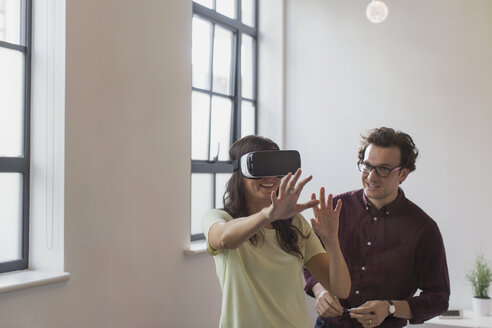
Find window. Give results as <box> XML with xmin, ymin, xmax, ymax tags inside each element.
<box><xmin>191</xmin><ymin>0</ymin><xmax>258</xmax><ymax>241</ymax></box>
<box><xmin>0</xmin><ymin>0</ymin><xmax>31</xmax><ymax>274</ymax></box>
<box><xmin>0</xmin><ymin>0</ymin><xmax>66</xmax><ymax>286</ymax></box>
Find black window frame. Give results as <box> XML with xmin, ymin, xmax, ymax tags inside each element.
<box><xmin>0</xmin><ymin>0</ymin><xmax>32</xmax><ymax>274</ymax></box>
<box><xmin>191</xmin><ymin>0</ymin><xmax>258</xmax><ymax>241</ymax></box>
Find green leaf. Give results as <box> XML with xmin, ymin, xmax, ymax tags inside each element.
<box><xmin>466</xmin><ymin>254</ymin><xmax>492</xmax><ymax>298</ymax></box>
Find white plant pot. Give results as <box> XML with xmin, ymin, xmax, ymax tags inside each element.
<box><xmin>472</xmin><ymin>297</ymin><xmax>491</xmax><ymax>317</ymax></box>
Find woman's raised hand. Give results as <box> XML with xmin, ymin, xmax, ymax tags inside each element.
<box><xmin>262</xmin><ymin>169</ymin><xmax>319</xmax><ymax>223</ymax></box>
<box><xmin>310</xmin><ymin>188</ymin><xmax>342</xmax><ymax>242</ymax></box>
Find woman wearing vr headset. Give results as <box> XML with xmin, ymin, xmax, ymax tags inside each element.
<box><xmin>202</xmin><ymin>135</ymin><xmax>350</xmax><ymax>328</ymax></box>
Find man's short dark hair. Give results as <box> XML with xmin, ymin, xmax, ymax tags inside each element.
<box><xmin>357</xmin><ymin>127</ymin><xmax>419</xmax><ymax>172</ymax></box>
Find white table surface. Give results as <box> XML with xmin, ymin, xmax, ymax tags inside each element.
<box><xmin>424</xmin><ymin>311</ymin><xmax>492</xmax><ymax>328</ymax></box>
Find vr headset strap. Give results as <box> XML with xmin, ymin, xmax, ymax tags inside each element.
<box><xmin>232</xmin><ymin>158</ymin><xmax>240</xmax><ymax>172</ymax></box>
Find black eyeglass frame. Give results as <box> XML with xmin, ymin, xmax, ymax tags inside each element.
<box><xmin>357</xmin><ymin>162</ymin><xmax>401</xmax><ymax>177</ymax></box>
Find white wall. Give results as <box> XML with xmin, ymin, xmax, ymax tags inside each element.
<box><xmin>286</xmin><ymin>0</ymin><xmax>492</xmax><ymax>314</ymax></box>
<box><xmin>258</xmin><ymin>0</ymin><xmax>286</xmax><ymax>146</ymax></box>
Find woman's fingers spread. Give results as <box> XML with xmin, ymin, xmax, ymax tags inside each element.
<box><xmin>310</xmin><ymin>193</ymin><xmax>317</xmax><ymax>204</ymax></box>
<box><xmin>334</xmin><ymin>199</ymin><xmax>342</xmax><ymax>213</ymax></box>
<box><xmin>279</xmin><ymin>172</ymin><xmax>292</xmax><ymax>194</ymax></box>
<box><xmin>295</xmin><ymin>175</ymin><xmax>313</xmax><ymax>193</ymax></box>
<box><xmin>319</xmin><ymin>187</ymin><xmax>326</xmax><ymax>208</ymax></box>
<box><xmin>327</xmin><ymin>193</ymin><xmax>333</xmax><ymax>209</ymax></box>
<box><xmin>298</xmin><ymin>199</ymin><xmax>320</xmax><ymax>212</ymax></box>
<box><xmin>287</xmin><ymin>169</ymin><xmax>302</xmax><ymax>191</ymax></box>
<box><xmin>311</xmin><ymin>193</ymin><xmax>320</xmax><ymax>215</ymax></box>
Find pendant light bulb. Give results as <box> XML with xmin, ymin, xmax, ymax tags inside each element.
<box><xmin>366</xmin><ymin>0</ymin><xmax>389</xmax><ymax>24</ymax></box>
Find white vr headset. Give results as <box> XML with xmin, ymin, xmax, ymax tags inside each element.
<box><xmin>232</xmin><ymin>150</ymin><xmax>301</xmax><ymax>179</ymax></box>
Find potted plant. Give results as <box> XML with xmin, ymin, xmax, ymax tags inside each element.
<box><xmin>466</xmin><ymin>253</ymin><xmax>492</xmax><ymax>316</ymax></box>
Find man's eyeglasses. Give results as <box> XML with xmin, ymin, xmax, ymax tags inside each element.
<box><xmin>358</xmin><ymin>162</ymin><xmax>401</xmax><ymax>177</ymax></box>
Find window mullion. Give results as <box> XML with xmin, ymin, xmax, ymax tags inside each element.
<box><xmin>22</xmin><ymin>0</ymin><xmax>32</xmax><ymax>271</ymax></box>
<box><xmin>231</xmin><ymin>29</ymin><xmax>239</xmax><ymax>143</ymax></box>
<box><xmin>237</xmin><ymin>0</ymin><xmax>242</xmax><ymax>23</ymax></box>
<box><xmin>253</xmin><ymin>22</ymin><xmax>258</xmax><ymax>134</ymax></box>
<box><xmin>0</xmin><ymin>0</ymin><xmax>31</xmax><ymax>274</ymax></box>
<box><xmin>192</xmin><ymin>87</ymin><xmax>235</xmax><ymax>100</ymax></box>
<box><xmin>0</xmin><ymin>40</ymin><xmax>27</xmax><ymax>51</ymax></box>
<box><xmin>213</xmin><ymin>173</ymin><xmax>217</xmax><ymax>209</ymax></box>
<box><xmin>207</xmin><ymin>23</ymin><xmax>215</xmax><ymax>161</ymax></box>
<box><xmin>193</xmin><ymin>2</ymin><xmax>256</xmax><ymax>36</ymax></box>
<box><xmin>0</xmin><ymin>158</ymin><xmax>29</xmax><ymax>172</ymax></box>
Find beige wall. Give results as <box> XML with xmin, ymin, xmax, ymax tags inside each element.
<box><xmin>0</xmin><ymin>0</ymin><xmax>221</xmax><ymax>327</ymax></box>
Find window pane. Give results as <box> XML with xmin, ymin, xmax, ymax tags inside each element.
<box><xmin>215</xmin><ymin>173</ymin><xmax>231</xmax><ymax>208</ymax></box>
<box><xmin>193</xmin><ymin>0</ymin><xmax>213</xmax><ymax>9</ymax></box>
<box><xmin>241</xmin><ymin>34</ymin><xmax>254</xmax><ymax>99</ymax></box>
<box><xmin>0</xmin><ymin>173</ymin><xmax>23</xmax><ymax>262</ymax></box>
<box><xmin>192</xmin><ymin>16</ymin><xmax>212</xmax><ymax>90</ymax></box>
<box><xmin>216</xmin><ymin>0</ymin><xmax>236</xmax><ymax>19</ymax></box>
<box><xmin>209</xmin><ymin>96</ymin><xmax>232</xmax><ymax>161</ymax></box>
<box><xmin>0</xmin><ymin>0</ymin><xmax>21</xmax><ymax>45</ymax></box>
<box><xmin>0</xmin><ymin>47</ymin><xmax>24</xmax><ymax>157</ymax></box>
<box><xmin>191</xmin><ymin>91</ymin><xmax>211</xmax><ymax>160</ymax></box>
<box><xmin>212</xmin><ymin>25</ymin><xmax>233</xmax><ymax>95</ymax></box>
<box><xmin>191</xmin><ymin>173</ymin><xmax>213</xmax><ymax>236</ymax></box>
<box><xmin>241</xmin><ymin>0</ymin><xmax>255</xmax><ymax>27</ymax></box>
<box><xmin>241</xmin><ymin>100</ymin><xmax>255</xmax><ymax>137</ymax></box>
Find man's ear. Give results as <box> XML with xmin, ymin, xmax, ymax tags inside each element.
<box><xmin>398</xmin><ymin>168</ymin><xmax>410</xmax><ymax>184</ymax></box>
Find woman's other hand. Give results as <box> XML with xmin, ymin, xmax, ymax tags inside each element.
<box><xmin>310</xmin><ymin>188</ymin><xmax>342</xmax><ymax>243</ymax></box>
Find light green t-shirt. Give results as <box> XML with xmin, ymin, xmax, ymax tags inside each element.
<box><xmin>202</xmin><ymin>209</ymin><xmax>326</xmax><ymax>328</ymax></box>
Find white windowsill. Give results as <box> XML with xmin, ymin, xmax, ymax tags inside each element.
<box><xmin>0</xmin><ymin>270</ymin><xmax>70</xmax><ymax>294</ymax></box>
<box><xmin>184</xmin><ymin>240</ymin><xmax>208</xmax><ymax>255</ymax></box>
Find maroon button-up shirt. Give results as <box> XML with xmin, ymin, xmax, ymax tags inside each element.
<box><xmin>304</xmin><ymin>189</ymin><xmax>450</xmax><ymax>327</ymax></box>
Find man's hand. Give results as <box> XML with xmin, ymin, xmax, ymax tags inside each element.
<box><xmin>315</xmin><ymin>290</ymin><xmax>344</xmax><ymax>318</ymax></box>
<box><xmin>349</xmin><ymin>300</ymin><xmax>389</xmax><ymax>327</ymax></box>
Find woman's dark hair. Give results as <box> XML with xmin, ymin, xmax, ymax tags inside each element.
<box><xmin>223</xmin><ymin>135</ymin><xmax>307</xmax><ymax>258</ymax></box>
<box><xmin>357</xmin><ymin>127</ymin><xmax>419</xmax><ymax>172</ymax></box>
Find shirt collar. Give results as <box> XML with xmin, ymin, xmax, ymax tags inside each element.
<box><xmin>361</xmin><ymin>188</ymin><xmax>406</xmax><ymax>215</ymax></box>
